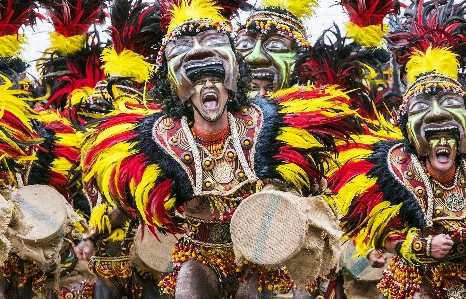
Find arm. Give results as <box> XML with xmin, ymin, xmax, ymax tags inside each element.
<box><xmin>74</xmin><ymin>205</ymin><xmax>131</xmax><ymax>260</ymax></box>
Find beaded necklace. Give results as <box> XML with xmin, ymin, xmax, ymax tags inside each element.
<box><xmin>192</xmin><ymin>124</ymin><xmax>230</xmax><ymax>157</ymax></box>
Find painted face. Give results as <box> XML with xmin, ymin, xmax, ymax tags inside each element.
<box><xmin>427</xmin><ymin>132</ymin><xmax>458</xmax><ymax>175</ymax></box>
<box><xmin>250</xmin><ymin>78</ymin><xmax>274</xmax><ymax>97</ymax></box>
<box><xmin>406</xmin><ymin>91</ymin><xmax>466</xmax><ymax>157</ymax></box>
<box><xmin>235</xmin><ymin>29</ymin><xmax>297</xmax><ymax>94</ymax></box>
<box><xmin>164</xmin><ymin>30</ymin><xmax>239</xmax><ymax>101</ymax></box>
<box><xmin>190</xmin><ymin>76</ymin><xmax>229</xmax><ymax>122</ymax></box>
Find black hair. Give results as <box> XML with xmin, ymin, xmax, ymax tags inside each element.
<box><xmin>150</xmin><ymin>30</ymin><xmax>251</xmax><ymax>121</ymax></box>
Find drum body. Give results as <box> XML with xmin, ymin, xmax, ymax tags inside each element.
<box><xmin>11</xmin><ymin>185</ymin><xmax>67</xmax><ymax>244</ymax></box>
<box><xmin>131</xmin><ymin>225</ymin><xmax>178</xmax><ymax>274</ymax></box>
<box><xmin>230</xmin><ymin>190</ymin><xmax>307</xmax><ymax>267</ymax></box>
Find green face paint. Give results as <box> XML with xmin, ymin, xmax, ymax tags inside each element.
<box><xmin>428</xmin><ymin>137</ymin><xmax>457</xmax><ymax>149</ymax></box>
<box><xmin>406</xmin><ymin>91</ymin><xmax>466</xmax><ymax>155</ymax></box>
<box><xmin>164</xmin><ymin>30</ymin><xmax>239</xmax><ymax>102</ymax></box>
<box><xmin>235</xmin><ymin>29</ymin><xmax>298</xmax><ymax>92</ymax></box>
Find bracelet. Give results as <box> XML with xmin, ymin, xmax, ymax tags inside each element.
<box><xmin>411</xmin><ymin>236</ymin><xmax>430</xmax><ymax>258</ymax></box>
<box><xmin>426</xmin><ymin>235</ymin><xmax>433</xmax><ymax>257</ymax></box>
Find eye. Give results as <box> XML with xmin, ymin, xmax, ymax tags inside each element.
<box><xmin>202</xmin><ymin>36</ymin><xmax>230</xmax><ymax>47</ymax></box>
<box><xmin>264</xmin><ymin>40</ymin><xmax>288</xmax><ymax>52</ymax></box>
<box><xmin>410</xmin><ymin>101</ymin><xmax>430</xmax><ymax>113</ymax></box>
<box><xmin>442</xmin><ymin>97</ymin><xmax>464</xmax><ymax>108</ymax></box>
<box><xmin>235</xmin><ymin>39</ymin><xmax>255</xmax><ymax>51</ymax></box>
<box><xmin>169</xmin><ymin>45</ymin><xmax>190</xmax><ymax>57</ymax></box>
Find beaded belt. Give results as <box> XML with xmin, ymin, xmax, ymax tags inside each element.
<box><xmin>185</xmin><ymin>215</ymin><xmax>232</xmax><ymax>246</ymax></box>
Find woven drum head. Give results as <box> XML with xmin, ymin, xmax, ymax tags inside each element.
<box><xmin>342</xmin><ymin>242</ymin><xmax>391</xmax><ymax>281</ymax></box>
<box><xmin>12</xmin><ymin>185</ymin><xmax>67</xmax><ymax>243</ymax></box>
<box><xmin>132</xmin><ymin>225</ymin><xmax>178</xmax><ymax>274</ymax></box>
<box><xmin>230</xmin><ymin>190</ymin><xmax>307</xmax><ymax>266</ymax></box>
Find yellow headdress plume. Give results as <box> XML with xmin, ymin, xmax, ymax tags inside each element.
<box><xmin>405</xmin><ymin>46</ymin><xmax>459</xmax><ymax>84</ymax></box>
<box><xmin>261</xmin><ymin>0</ymin><xmax>319</xmax><ymax>19</ymax></box>
<box><xmin>166</xmin><ymin>0</ymin><xmax>228</xmax><ymax>35</ymax></box>
<box><xmin>100</xmin><ymin>47</ymin><xmax>155</xmax><ymax>83</ymax></box>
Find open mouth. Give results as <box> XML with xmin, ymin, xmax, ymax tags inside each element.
<box><xmin>185</xmin><ymin>60</ymin><xmax>225</xmax><ymax>83</ymax></box>
<box><xmin>436</xmin><ymin>148</ymin><xmax>450</xmax><ymax>163</ymax></box>
<box><xmin>425</xmin><ymin>126</ymin><xmax>459</xmax><ymax>163</ymax></box>
<box><xmin>202</xmin><ymin>91</ymin><xmax>219</xmax><ymax>109</ymax></box>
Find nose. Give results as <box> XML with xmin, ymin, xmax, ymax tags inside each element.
<box><xmin>204</xmin><ymin>79</ymin><xmax>214</xmax><ymax>87</ymax></box>
<box><xmin>258</xmin><ymin>86</ymin><xmax>267</xmax><ymax>97</ymax></box>
<box><xmin>184</xmin><ymin>37</ymin><xmax>216</xmax><ymax>61</ymax></box>
<box><xmin>245</xmin><ymin>41</ymin><xmax>270</xmax><ymax>67</ymax></box>
<box><xmin>423</xmin><ymin>99</ymin><xmax>452</xmax><ymax>123</ymax></box>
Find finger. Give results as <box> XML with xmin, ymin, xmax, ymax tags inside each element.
<box><xmin>445</xmin><ymin>240</ymin><xmax>455</xmax><ymax>246</ymax></box>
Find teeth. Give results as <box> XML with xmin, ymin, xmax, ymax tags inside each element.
<box><xmin>185</xmin><ymin>61</ymin><xmax>222</xmax><ymax>70</ymax></box>
<box><xmin>425</xmin><ymin>126</ymin><xmax>458</xmax><ymax>132</ymax></box>
<box><xmin>253</xmin><ymin>72</ymin><xmax>274</xmax><ymax>79</ymax></box>
<box><xmin>437</xmin><ymin>149</ymin><xmax>449</xmax><ymax>154</ymax></box>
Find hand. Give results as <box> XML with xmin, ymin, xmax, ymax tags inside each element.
<box><xmin>367</xmin><ymin>249</ymin><xmax>388</xmax><ymax>268</ymax></box>
<box><xmin>430</xmin><ymin>234</ymin><xmax>454</xmax><ymax>259</ymax></box>
<box><xmin>74</xmin><ymin>239</ymin><xmax>95</xmax><ymax>260</ymax></box>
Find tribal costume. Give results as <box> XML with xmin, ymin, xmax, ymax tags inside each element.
<box><xmin>79</xmin><ymin>0</ymin><xmax>363</xmax><ymax>298</ymax></box>
<box><xmin>330</xmin><ymin>1</ymin><xmax>466</xmax><ymax>298</ymax></box>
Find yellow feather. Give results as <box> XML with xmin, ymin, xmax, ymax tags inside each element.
<box><xmin>400</xmin><ymin>228</ymin><xmax>421</xmax><ymax>265</ymax></box>
<box><xmin>89</xmin><ymin>203</ymin><xmax>112</xmax><ymax>233</ymax></box>
<box><xmin>167</xmin><ymin>0</ymin><xmax>227</xmax><ymax>34</ymax></box>
<box><xmin>94</xmin><ymin>122</ymin><xmax>138</xmax><ymax>145</ymax></box>
<box><xmin>104</xmin><ymin>223</ymin><xmax>131</xmax><ymax>241</ymax></box>
<box><xmin>406</xmin><ymin>46</ymin><xmax>459</xmax><ymax>84</ymax></box>
<box><xmin>68</xmin><ymin>87</ymin><xmax>94</xmax><ymax>107</ymax></box>
<box><xmin>336</xmin><ymin>174</ymin><xmax>377</xmax><ymax>216</ymax></box>
<box><xmin>354</xmin><ymin>201</ymin><xmax>402</xmax><ymax>256</ymax></box>
<box><xmin>49</xmin><ymin>33</ymin><xmax>87</xmax><ymax>56</ymax></box>
<box><xmin>0</xmin><ymin>35</ymin><xmax>26</xmax><ymax>57</ymax></box>
<box><xmin>275</xmin><ymin>85</ymin><xmax>354</xmax><ymax>116</ymax></box>
<box><xmin>344</xmin><ymin>23</ymin><xmax>387</xmax><ymax>48</ymax></box>
<box><xmin>261</xmin><ymin>0</ymin><xmax>319</xmax><ymax>19</ymax></box>
<box><xmin>101</xmin><ymin>47</ymin><xmax>155</xmax><ymax>83</ymax></box>
<box><xmin>50</xmin><ymin>157</ymin><xmax>74</xmax><ymax>176</ymax></box>
<box><xmin>55</xmin><ymin>131</ymin><xmax>85</xmax><ymax>148</ymax></box>
<box><xmin>277</xmin><ymin>127</ymin><xmax>320</xmax><ymax>148</ymax></box>
<box><xmin>134</xmin><ymin>164</ymin><xmax>163</xmax><ymax>225</ymax></box>
<box><xmin>276</xmin><ymin>163</ymin><xmax>310</xmax><ymax>190</ymax></box>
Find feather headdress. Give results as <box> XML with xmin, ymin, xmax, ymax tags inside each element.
<box><xmin>241</xmin><ymin>0</ymin><xmax>318</xmax><ymax>48</ymax></box>
<box><xmin>399</xmin><ymin>46</ymin><xmax>464</xmax><ymax>114</ymax></box>
<box><xmin>387</xmin><ymin>0</ymin><xmax>466</xmax><ymax>82</ymax></box>
<box><xmin>100</xmin><ymin>0</ymin><xmax>163</xmax><ymax>83</ymax></box>
<box><xmin>155</xmin><ymin>0</ymin><xmax>248</xmax><ymax>69</ymax></box>
<box><xmin>298</xmin><ymin>25</ymin><xmax>401</xmax><ymax>120</ymax></box>
<box><xmin>39</xmin><ymin>0</ymin><xmax>107</xmax><ymax>55</ymax></box>
<box><xmin>0</xmin><ymin>0</ymin><xmax>41</xmax><ymax>58</ymax></box>
<box><xmin>340</xmin><ymin>0</ymin><xmax>401</xmax><ymax>47</ymax></box>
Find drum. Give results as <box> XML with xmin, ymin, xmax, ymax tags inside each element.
<box><xmin>131</xmin><ymin>224</ymin><xmax>178</xmax><ymax>274</ymax></box>
<box><xmin>341</xmin><ymin>242</ymin><xmax>391</xmax><ymax>281</ymax></box>
<box><xmin>11</xmin><ymin>185</ymin><xmax>67</xmax><ymax>244</ymax></box>
<box><xmin>231</xmin><ymin>190</ymin><xmax>342</xmax><ymax>282</ymax></box>
<box><xmin>230</xmin><ymin>190</ymin><xmax>307</xmax><ymax>267</ymax></box>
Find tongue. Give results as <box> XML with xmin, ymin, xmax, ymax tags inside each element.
<box><xmin>204</xmin><ymin>100</ymin><xmax>217</xmax><ymax>109</ymax></box>
<box><xmin>437</xmin><ymin>154</ymin><xmax>449</xmax><ymax>163</ymax></box>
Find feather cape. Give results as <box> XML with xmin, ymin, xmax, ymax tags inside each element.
<box><xmin>82</xmin><ymin>85</ymin><xmax>360</xmax><ymax>235</ymax></box>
